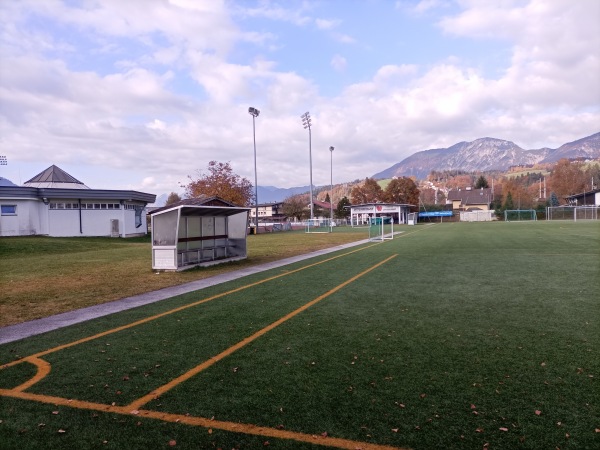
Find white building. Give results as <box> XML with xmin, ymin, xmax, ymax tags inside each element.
<box><xmin>348</xmin><ymin>203</ymin><xmax>414</xmax><ymax>225</ymax></box>
<box><xmin>0</xmin><ymin>165</ymin><xmax>156</xmax><ymax>237</ymax></box>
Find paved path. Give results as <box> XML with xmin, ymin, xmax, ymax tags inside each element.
<box><xmin>0</xmin><ymin>239</ymin><xmax>370</xmax><ymax>345</ymax></box>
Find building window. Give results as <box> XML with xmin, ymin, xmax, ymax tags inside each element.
<box><xmin>1</xmin><ymin>204</ymin><xmax>17</xmax><ymax>215</ymax></box>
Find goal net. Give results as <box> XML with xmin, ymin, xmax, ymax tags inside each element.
<box><xmin>504</xmin><ymin>209</ymin><xmax>537</xmax><ymax>222</ymax></box>
<box><xmin>368</xmin><ymin>217</ymin><xmax>394</xmax><ymax>241</ymax></box>
<box><xmin>305</xmin><ymin>218</ymin><xmax>332</xmax><ymax>233</ymax></box>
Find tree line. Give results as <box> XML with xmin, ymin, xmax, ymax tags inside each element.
<box><xmin>163</xmin><ymin>158</ymin><xmax>598</xmax><ymax>216</ymax></box>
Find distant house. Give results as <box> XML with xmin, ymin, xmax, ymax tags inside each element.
<box><xmin>564</xmin><ymin>189</ymin><xmax>600</xmax><ymax>206</ymax></box>
<box><xmin>249</xmin><ymin>202</ymin><xmax>286</xmax><ymax>224</ymax></box>
<box><xmin>0</xmin><ymin>165</ymin><xmax>156</xmax><ymax>237</ymax></box>
<box><xmin>446</xmin><ymin>188</ymin><xmax>493</xmax><ymax>211</ymax></box>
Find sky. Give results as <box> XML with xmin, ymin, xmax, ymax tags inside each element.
<box><xmin>1</xmin><ymin>0</ymin><xmax>599</xmax><ymax>200</ymax></box>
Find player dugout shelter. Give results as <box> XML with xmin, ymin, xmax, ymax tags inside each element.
<box><xmin>349</xmin><ymin>203</ymin><xmax>414</xmax><ymax>226</ymax></box>
<box><xmin>150</xmin><ymin>198</ymin><xmax>250</xmax><ymax>271</ymax></box>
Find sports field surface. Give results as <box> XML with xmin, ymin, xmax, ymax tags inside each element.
<box><xmin>1</xmin><ymin>221</ymin><xmax>598</xmax><ymax>449</ymax></box>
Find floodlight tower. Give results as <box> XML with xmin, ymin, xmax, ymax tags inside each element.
<box><xmin>301</xmin><ymin>112</ymin><xmax>314</xmax><ymax>219</ymax></box>
<box><xmin>329</xmin><ymin>146</ymin><xmax>334</xmax><ymax>224</ymax></box>
<box><xmin>0</xmin><ymin>156</ymin><xmax>6</xmax><ymax>166</ymax></box>
<box><xmin>248</xmin><ymin>107</ymin><xmax>260</xmax><ymax>228</ymax></box>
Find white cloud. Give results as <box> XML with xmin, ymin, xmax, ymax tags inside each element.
<box><xmin>0</xmin><ymin>0</ymin><xmax>598</xmax><ymax>194</ymax></box>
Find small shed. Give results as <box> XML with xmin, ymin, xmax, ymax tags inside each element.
<box><xmin>151</xmin><ymin>201</ymin><xmax>250</xmax><ymax>271</ymax></box>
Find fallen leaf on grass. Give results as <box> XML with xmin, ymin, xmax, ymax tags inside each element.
<box><xmin>52</xmin><ymin>411</ymin><xmax>59</xmax><ymax>415</ymax></box>
<box><xmin>535</xmin><ymin>410</ymin><xmax>542</xmax><ymax>416</ymax></box>
<box><xmin>419</xmin><ymin>393</ymin><xmax>426</xmax><ymax>399</ymax></box>
<box><xmin>499</xmin><ymin>427</ymin><xmax>509</xmax><ymax>432</ymax></box>
<box><xmin>470</xmin><ymin>404</ymin><xmax>476</xmax><ymax>409</ymax></box>
<box><xmin>168</xmin><ymin>439</ymin><xmax>176</xmax><ymax>446</ymax></box>
<box><xmin>391</xmin><ymin>428</ymin><xmax>399</xmax><ymax>433</ymax></box>
<box><xmin>475</xmin><ymin>428</ymin><xmax>484</xmax><ymax>433</ymax></box>
<box><xmin>58</xmin><ymin>429</ymin><xmax>66</xmax><ymax>434</ymax></box>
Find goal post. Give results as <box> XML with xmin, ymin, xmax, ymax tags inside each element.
<box><xmin>368</xmin><ymin>217</ymin><xmax>394</xmax><ymax>241</ymax></box>
<box><xmin>305</xmin><ymin>218</ymin><xmax>333</xmax><ymax>233</ymax></box>
<box><xmin>504</xmin><ymin>209</ymin><xmax>537</xmax><ymax>222</ymax></box>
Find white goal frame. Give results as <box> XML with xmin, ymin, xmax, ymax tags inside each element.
<box><xmin>504</xmin><ymin>209</ymin><xmax>537</xmax><ymax>222</ymax></box>
<box><xmin>305</xmin><ymin>218</ymin><xmax>333</xmax><ymax>233</ymax></box>
<box><xmin>368</xmin><ymin>217</ymin><xmax>394</xmax><ymax>242</ymax></box>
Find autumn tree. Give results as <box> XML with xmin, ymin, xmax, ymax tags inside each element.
<box><xmin>335</xmin><ymin>196</ymin><xmax>351</xmax><ymax>219</ymax></box>
<box><xmin>548</xmin><ymin>159</ymin><xmax>587</xmax><ymax>199</ymax></box>
<box><xmin>165</xmin><ymin>192</ymin><xmax>182</xmax><ymax>206</ymax></box>
<box><xmin>184</xmin><ymin>161</ymin><xmax>253</xmax><ymax>206</ymax></box>
<box><xmin>282</xmin><ymin>194</ymin><xmax>309</xmax><ymax>221</ymax></box>
<box><xmin>350</xmin><ymin>178</ymin><xmax>383</xmax><ymax>203</ymax></box>
<box><xmin>383</xmin><ymin>177</ymin><xmax>420</xmax><ymax>205</ymax></box>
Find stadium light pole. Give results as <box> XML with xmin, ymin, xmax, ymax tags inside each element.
<box><xmin>329</xmin><ymin>146</ymin><xmax>334</xmax><ymax>225</ymax></box>
<box><xmin>301</xmin><ymin>112</ymin><xmax>314</xmax><ymax>219</ymax></box>
<box><xmin>248</xmin><ymin>107</ymin><xmax>260</xmax><ymax>229</ymax></box>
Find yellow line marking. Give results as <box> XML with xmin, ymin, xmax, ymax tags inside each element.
<box><xmin>0</xmin><ymin>254</ymin><xmax>406</xmax><ymax>449</ymax></box>
<box><xmin>0</xmin><ymin>388</ymin><xmax>406</xmax><ymax>450</ymax></box>
<box><xmin>11</xmin><ymin>357</ymin><xmax>51</xmax><ymax>392</ymax></box>
<box><xmin>127</xmin><ymin>254</ymin><xmax>398</xmax><ymax>410</ymax></box>
<box><xmin>1</xmin><ymin>243</ymin><xmax>380</xmax><ymax>372</ymax></box>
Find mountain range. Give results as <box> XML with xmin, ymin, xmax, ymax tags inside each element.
<box><xmin>373</xmin><ymin>132</ymin><xmax>600</xmax><ymax>180</ymax></box>
<box><xmin>153</xmin><ymin>132</ymin><xmax>599</xmax><ymax>205</ymax></box>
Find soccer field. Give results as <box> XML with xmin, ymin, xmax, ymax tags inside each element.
<box><xmin>1</xmin><ymin>222</ymin><xmax>598</xmax><ymax>449</ymax></box>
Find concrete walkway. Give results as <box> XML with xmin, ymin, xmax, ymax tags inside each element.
<box><xmin>0</xmin><ymin>239</ymin><xmax>370</xmax><ymax>345</ymax></box>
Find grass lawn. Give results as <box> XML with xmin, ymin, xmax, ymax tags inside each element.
<box><xmin>0</xmin><ymin>227</ymin><xmax>368</xmax><ymax>327</ymax></box>
<box><xmin>0</xmin><ymin>221</ymin><xmax>599</xmax><ymax>449</ymax></box>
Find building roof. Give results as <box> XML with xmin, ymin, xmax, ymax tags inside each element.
<box><xmin>447</xmin><ymin>188</ymin><xmax>492</xmax><ymax>205</ymax></box>
<box><xmin>313</xmin><ymin>200</ymin><xmax>332</xmax><ymax>209</ymax></box>
<box><xmin>24</xmin><ymin>165</ymin><xmax>90</xmax><ymax>189</ymax></box>
<box><xmin>148</xmin><ymin>196</ymin><xmax>238</xmax><ymax>215</ymax></box>
<box><xmin>1</xmin><ymin>164</ymin><xmax>155</xmax><ymax>204</ymax></box>
<box><xmin>564</xmin><ymin>188</ymin><xmax>600</xmax><ymax>199</ymax></box>
<box><xmin>0</xmin><ymin>177</ymin><xmax>17</xmax><ymax>187</ymax></box>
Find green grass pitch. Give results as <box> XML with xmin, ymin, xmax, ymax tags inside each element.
<box><xmin>1</xmin><ymin>221</ymin><xmax>599</xmax><ymax>449</ymax></box>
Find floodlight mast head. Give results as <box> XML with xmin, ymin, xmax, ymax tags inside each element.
<box><xmin>248</xmin><ymin>107</ymin><xmax>260</xmax><ymax>117</ymax></box>
<box><xmin>0</xmin><ymin>155</ymin><xmax>7</xmax><ymax>165</ymax></box>
<box><xmin>301</xmin><ymin>112</ymin><xmax>311</xmax><ymax>129</ymax></box>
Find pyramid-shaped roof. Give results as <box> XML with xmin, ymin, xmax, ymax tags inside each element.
<box><xmin>24</xmin><ymin>165</ymin><xmax>90</xmax><ymax>189</ymax></box>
